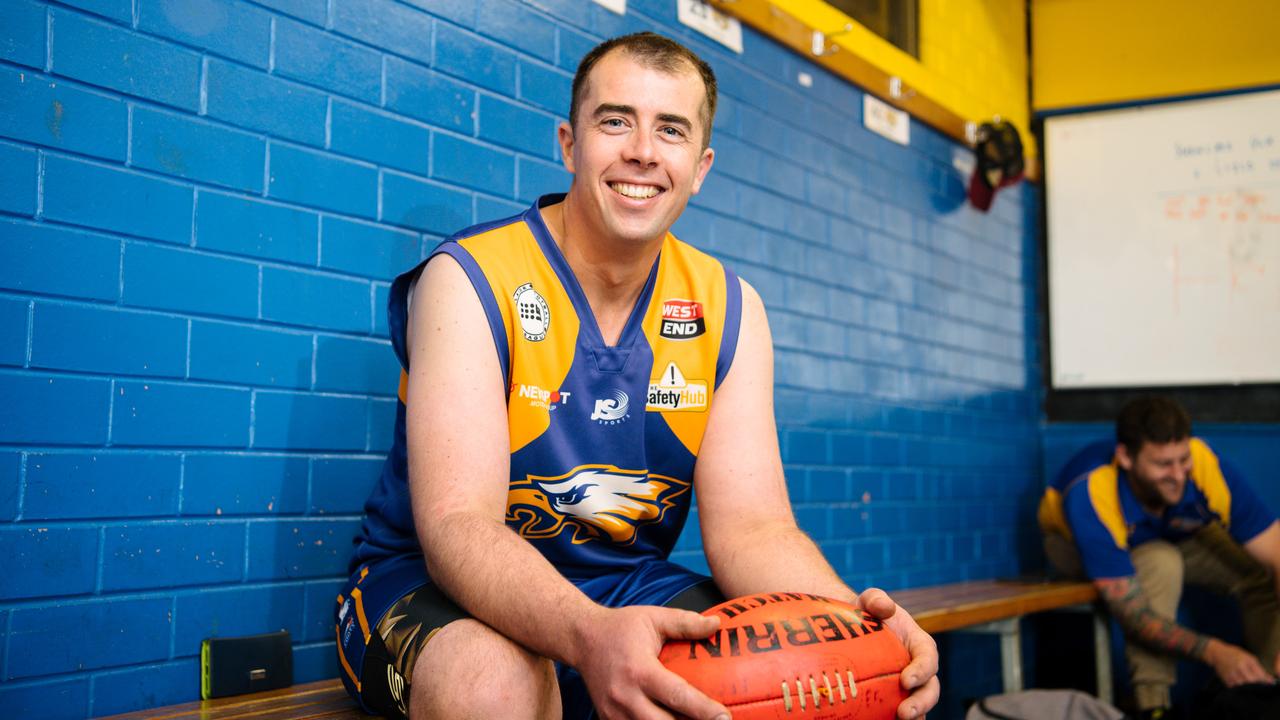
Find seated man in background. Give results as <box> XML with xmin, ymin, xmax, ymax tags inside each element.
<box><xmin>335</xmin><ymin>31</ymin><xmax>938</xmax><ymax>720</ymax></box>
<box><xmin>1039</xmin><ymin>396</ymin><xmax>1280</xmax><ymax>719</ymax></box>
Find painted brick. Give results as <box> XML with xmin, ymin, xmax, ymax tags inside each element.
<box><xmin>188</xmin><ymin>320</ymin><xmax>313</xmax><ymax>388</ymax></box>
<box><xmin>293</xmin><ymin>641</ymin><xmax>340</xmax><ymax>683</ymax></box>
<box><xmin>310</xmin><ymin>456</ymin><xmax>382</xmax><ymax>514</ymax></box>
<box><xmin>183</xmin><ymin>453</ymin><xmax>309</xmax><ymax>515</ymax></box>
<box><xmin>7</xmin><ymin>598</ymin><xmax>171</xmax><ymax>678</ymax></box>
<box><xmin>314</xmin><ymin>335</ymin><xmax>399</xmax><ymax>395</ymax></box>
<box><xmin>475</xmin><ymin>195</ymin><xmax>526</xmax><ymax>224</ymax></box>
<box><xmin>245</xmin><ymin>518</ymin><xmax>361</xmax><ymax>579</ymax></box>
<box><xmin>517</xmin><ymin>59</ymin><xmax>571</xmax><ymax>116</ymax></box>
<box><xmin>254</xmin><ymin>0</ymin><xmax>325</xmax><ymax>25</ymax></box>
<box><xmin>478</xmin><ymin>95</ymin><xmax>556</xmax><ymax>159</ymax></box>
<box><xmin>102</xmin><ymin>521</ymin><xmax>245</xmax><ymax>591</ymax></box>
<box><xmin>329</xmin><ymin>100</ymin><xmax>430</xmax><ymax>175</ymax></box>
<box><xmin>43</xmin><ymin>155</ymin><xmax>193</xmax><ymax>244</ymax></box>
<box><xmin>0</xmin><ymin>678</ymin><xmax>89</xmax><ymax>720</ymax></box>
<box><xmin>434</xmin><ymin>23</ymin><xmax>516</xmax><ymax>96</ymax></box>
<box><xmin>431</xmin><ymin>133</ymin><xmax>515</xmax><ymax>196</ymax></box>
<box><xmin>260</xmin><ymin>266</ymin><xmax>371</xmax><ymax>332</ymax></box>
<box><xmin>400</xmin><ymin>0</ymin><xmax>473</xmax><ymax>26</ymax></box>
<box><xmin>112</xmin><ymin>380</ymin><xmax>251</xmax><ymax>447</ymax></box>
<box><xmin>138</xmin><ymin>0</ymin><xmax>270</xmax><ymax>68</ymax></box>
<box><xmin>0</xmin><ymin>452</ymin><xmax>18</xmax><ymax>520</ymax></box>
<box><xmin>331</xmin><ymin>0</ymin><xmax>433</xmax><ymax>66</ymax></box>
<box><xmin>0</xmin><ymin>297</ymin><xmax>28</xmax><ymax>367</ymax></box>
<box><xmin>205</xmin><ymin>58</ymin><xmax>326</xmax><ymax>147</ymax></box>
<box><xmin>383</xmin><ymin>57</ymin><xmax>474</xmax><ymax>134</ymax></box>
<box><xmin>252</xmin><ymin>391</ymin><xmax>368</xmax><ymax>450</ymax></box>
<box><xmin>380</xmin><ymin>170</ymin><xmax>471</xmax><ymax>235</ymax></box>
<box><xmin>319</xmin><ymin>216</ymin><xmax>419</xmax><ymax>280</ymax></box>
<box><xmin>57</xmin><ymin>0</ymin><xmax>131</xmax><ymax>24</ymax></box>
<box><xmin>0</xmin><ymin>67</ymin><xmax>128</xmax><ymax>162</ymax></box>
<box><xmin>0</xmin><ymin>370</ymin><xmax>110</xmax><ymax>445</ymax></box>
<box><xmin>302</xmin><ymin>578</ymin><xmax>345</xmax><ymax>642</ymax></box>
<box><xmin>0</xmin><ymin>140</ymin><xmax>37</xmax><ymax>216</ymax></box>
<box><xmin>268</xmin><ymin>143</ymin><xmax>377</xmax><ymax>219</ymax></box>
<box><xmin>196</xmin><ymin>191</ymin><xmax>318</xmax><ymax>265</ymax></box>
<box><xmin>476</xmin><ymin>0</ymin><xmax>556</xmax><ymax>63</ymax></box>
<box><xmin>24</xmin><ymin>452</ymin><xmax>180</xmax><ymax>520</ymax></box>
<box><xmin>2</xmin><ymin>525</ymin><xmax>98</xmax><ymax>600</ymax></box>
<box><xmin>173</xmin><ymin>584</ymin><xmax>305</xmax><ymax>654</ymax></box>
<box><xmin>273</xmin><ymin>17</ymin><xmax>381</xmax><ymax>104</ymax></box>
<box><xmin>516</xmin><ymin>157</ymin><xmax>570</xmax><ymax>203</ymax></box>
<box><xmin>30</xmin><ymin>302</ymin><xmax>187</xmax><ymax>378</ymax></box>
<box><xmin>372</xmin><ymin>282</ymin><xmax>391</xmax><ymax>337</ymax></box>
<box><xmin>0</xmin><ymin>0</ymin><xmax>47</xmax><ymax>69</ymax></box>
<box><xmin>367</xmin><ymin>397</ymin><xmax>396</xmax><ymax>452</ymax></box>
<box><xmin>90</xmin><ymin>659</ymin><xmax>198</xmax><ymax>717</ymax></box>
<box><xmin>131</xmin><ymin>107</ymin><xmax>265</xmax><ymax>192</ymax></box>
<box><xmin>50</xmin><ymin>9</ymin><xmax>201</xmax><ymax>111</ymax></box>
<box><xmin>555</xmin><ymin>23</ymin><xmax>595</xmax><ymax>70</ymax></box>
<box><xmin>122</xmin><ymin>242</ymin><xmax>258</xmax><ymax>320</ymax></box>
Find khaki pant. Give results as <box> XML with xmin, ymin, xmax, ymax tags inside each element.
<box><xmin>1044</xmin><ymin>524</ymin><xmax>1280</xmax><ymax>711</ymax></box>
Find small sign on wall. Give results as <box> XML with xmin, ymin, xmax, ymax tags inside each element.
<box><xmin>592</xmin><ymin>0</ymin><xmax>625</xmax><ymax>14</ymax></box>
<box><xmin>677</xmin><ymin>0</ymin><xmax>743</xmax><ymax>54</ymax></box>
<box><xmin>864</xmin><ymin>94</ymin><xmax>910</xmax><ymax>146</ymax></box>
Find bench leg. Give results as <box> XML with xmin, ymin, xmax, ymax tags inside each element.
<box><xmin>964</xmin><ymin>618</ymin><xmax>1023</xmax><ymax>694</ymax></box>
<box><xmin>1093</xmin><ymin>607</ymin><xmax>1113</xmax><ymax>705</ymax></box>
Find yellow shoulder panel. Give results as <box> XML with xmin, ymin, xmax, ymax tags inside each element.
<box><xmin>458</xmin><ymin>222</ymin><xmax>581</xmax><ymax>454</ymax></box>
<box><xmin>1189</xmin><ymin>437</ymin><xmax>1231</xmax><ymax>527</ymax></box>
<box><xmin>1086</xmin><ymin>465</ymin><xmax>1129</xmax><ymax>550</ymax></box>
<box><xmin>640</xmin><ymin>234</ymin><xmax>727</xmax><ymax>456</ymax></box>
<box><xmin>1038</xmin><ymin>487</ymin><xmax>1071</xmax><ymax>539</ymax></box>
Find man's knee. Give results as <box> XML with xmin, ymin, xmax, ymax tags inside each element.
<box><xmin>409</xmin><ymin>619</ymin><xmax>560</xmax><ymax>720</ymax></box>
<box><xmin>1132</xmin><ymin>540</ymin><xmax>1184</xmax><ymax>611</ymax></box>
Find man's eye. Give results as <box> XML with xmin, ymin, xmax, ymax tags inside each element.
<box><xmin>603</xmin><ymin>118</ymin><xmax>625</xmax><ymax>128</ymax></box>
<box><xmin>661</xmin><ymin>126</ymin><xmax>685</xmax><ymax>137</ymax></box>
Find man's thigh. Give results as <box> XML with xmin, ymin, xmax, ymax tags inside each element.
<box><xmin>1181</xmin><ymin>522</ymin><xmax>1270</xmax><ymax>595</ymax></box>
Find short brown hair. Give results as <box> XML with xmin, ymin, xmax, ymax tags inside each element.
<box><xmin>1116</xmin><ymin>396</ymin><xmax>1192</xmax><ymax>457</ymax></box>
<box><xmin>569</xmin><ymin>32</ymin><xmax>718</xmax><ymax>149</ymax></box>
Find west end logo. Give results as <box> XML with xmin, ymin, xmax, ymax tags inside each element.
<box><xmin>660</xmin><ymin>299</ymin><xmax>706</xmax><ymax>340</ymax></box>
<box><xmin>513</xmin><ymin>282</ymin><xmax>550</xmax><ymax>342</ymax></box>
<box><xmin>590</xmin><ymin>390</ymin><xmax>630</xmax><ymax>425</ymax></box>
<box><xmin>506</xmin><ymin>465</ymin><xmax>691</xmax><ymax>545</ymax></box>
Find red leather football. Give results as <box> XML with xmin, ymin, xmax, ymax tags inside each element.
<box><xmin>659</xmin><ymin>593</ymin><xmax>910</xmax><ymax>719</ymax></box>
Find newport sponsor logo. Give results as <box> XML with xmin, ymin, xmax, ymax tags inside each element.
<box><xmin>590</xmin><ymin>390</ymin><xmax>630</xmax><ymax>424</ymax></box>
<box><xmin>660</xmin><ymin>299</ymin><xmax>706</xmax><ymax>340</ymax></box>
<box><xmin>513</xmin><ymin>382</ymin><xmax>571</xmax><ymax>410</ymax></box>
<box><xmin>647</xmin><ymin>361</ymin><xmax>708</xmax><ymax>412</ymax></box>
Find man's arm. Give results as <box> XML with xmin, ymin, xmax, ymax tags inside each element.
<box><xmin>1095</xmin><ymin>575</ymin><xmax>1273</xmax><ymax>686</ymax></box>
<box><xmin>693</xmin><ymin>280</ymin><xmax>939</xmax><ymax>720</ymax></box>
<box><xmin>405</xmin><ymin>255</ymin><xmax>729</xmax><ymax>720</ymax></box>
<box><xmin>1243</xmin><ymin>520</ymin><xmax>1280</xmax><ymax>674</ymax></box>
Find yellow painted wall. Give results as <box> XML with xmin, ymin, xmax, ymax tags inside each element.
<box><xmin>1032</xmin><ymin>0</ymin><xmax>1280</xmax><ymax>111</ymax></box>
<box><xmin>782</xmin><ymin>0</ymin><xmax>1031</xmax><ymax>153</ymax></box>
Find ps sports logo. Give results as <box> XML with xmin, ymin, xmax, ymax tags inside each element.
<box><xmin>660</xmin><ymin>299</ymin><xmax>706</xmax><ymax>340</ymax></box>
<box><xmin>513</xmin><ymin>283</ymin><xmax>550</xmax><ymax>342</ymax></box>
<box><xmin>506</xmin><ymin>465</ymin><xmax>690</xmax><ymax>545</ymax></box>
<box><xmin>590</xmin><ymin>390</ymin><xmax>630</xmax><ymax>425</ymax></box>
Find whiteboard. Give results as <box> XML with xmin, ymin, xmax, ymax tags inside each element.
<box><xmin>1045</xmin><ymin>90</ymin><xmax>1280</xmax><ymax>389</ymax></box>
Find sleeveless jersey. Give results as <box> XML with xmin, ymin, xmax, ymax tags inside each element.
<box><xmin>351</xmin><ymin>195</ymin><xmax>742</xmax><ymax>578</ymax></box>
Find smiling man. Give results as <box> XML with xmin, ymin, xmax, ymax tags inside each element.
<box><xmin>1040</xmin><ymin>396</ymin><xmax>1280</xmax><ymax>719</ymax></box>
<box><xmin>335</xmin><ymin>32</ymin><xmax>938</xmax><ymax>720</ymax></box>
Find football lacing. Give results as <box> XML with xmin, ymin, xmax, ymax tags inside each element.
<box><xmin>780</xmin><ymin>670</ymin><xmax>856</xmax><ymax>712</ymax></box>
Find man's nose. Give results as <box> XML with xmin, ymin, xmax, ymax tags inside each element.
<box><xmin>624</xmin><ymin>127</ymin><xmax>657</xmax><ymax>165</ymax></box>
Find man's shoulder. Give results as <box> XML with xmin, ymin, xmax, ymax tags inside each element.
<box><xmin>1052</xmin><ymin>439</ymin><xmax>1115</xmax><ymax>493</ymax></box>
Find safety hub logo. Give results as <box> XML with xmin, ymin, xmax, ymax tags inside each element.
<box><xmin>647</xmin><ymin>361</ymin><xmax>707</xmax><ymax>412</ymax></box>
<box><xmin>660</xmin><ymin>299</ymin><xmax>706</xmax><ymax>340</ymax></box>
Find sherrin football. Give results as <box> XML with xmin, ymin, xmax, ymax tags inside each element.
<box><xmin>659</xmin><ymin>593</ymin><xmax>910</xmax><ymax>719</ymax></box>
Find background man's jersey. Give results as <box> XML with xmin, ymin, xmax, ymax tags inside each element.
<box><xmin>1038</xmin><ymin>438</ymin><xmax>1273</xmax><ymax>578</ymax></box>
<box><xmin>352</xmin><ymin>195</ymin><xmax>742</xmax><ymax>577</ymax></box>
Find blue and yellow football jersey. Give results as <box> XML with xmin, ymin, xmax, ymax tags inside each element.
<box><xmin>1038</xmin><ymin>438</ymin><xmax>1274</xmax><ymax>579</ymax></box>
<box><xmin>352</xmin><ymin>194</ymin><xmax>742</xmax><ymax>577</ymax></box>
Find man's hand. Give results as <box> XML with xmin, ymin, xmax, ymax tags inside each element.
<box><xmin>1204</xmin><ymin>638</ymin><xmax>1276</xmax><ymax>687</ymax></box>
<box><xmin>571</xmin><ymin>605</ymin><xmax>729</xmax><ymax>720</ymax></box>
<box><xmin>858</xmin><ymin>588</ymin><xmax>940</xmax><ymax>720</ymax></box>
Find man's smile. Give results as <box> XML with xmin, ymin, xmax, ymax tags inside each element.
<box><xmin>609</xmin><ymin>181</ymin><xmax>664</xmax><ymax>200</ymax></box>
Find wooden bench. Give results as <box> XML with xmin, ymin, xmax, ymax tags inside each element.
<box><xmin>893</xmin><ymin>578</ymin><xmax>1109</xmax><ymax>701</ymax></box>
<box><xmin>104</xmin><ymin>579</ymin><xmax>1107</xmax><ymax>719</ymax></box>
<box><xmin>99</xmin><ymin>679</ymin><xmax>364</xmax><ymax>720</ymax></box>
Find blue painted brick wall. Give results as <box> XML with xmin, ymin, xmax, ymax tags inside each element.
<box><xmin>0</xmin><ymin>1</ymin><xmax>1045</xmax><ymax>716</ymax></box>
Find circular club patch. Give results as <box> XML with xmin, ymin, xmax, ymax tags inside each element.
<box><xmin>513</xmin><ymin>282</ymin><xmax>550</xmax><ymax>342</ymax></box>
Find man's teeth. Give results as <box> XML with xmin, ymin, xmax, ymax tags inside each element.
<box><xmin>610</xmin><ymin>182</ymin><xmax>660</xmax><ymax>199</ymax></box>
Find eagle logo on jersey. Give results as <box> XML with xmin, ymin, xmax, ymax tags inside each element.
<box><xmin>506</xmin><ymin>465</ymin><xmax>690</xmax><ymax>545</ymax></box>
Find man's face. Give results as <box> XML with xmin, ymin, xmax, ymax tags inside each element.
<box><xmin>558</xmin><ymin>50</ymin><xmax>714</xmax><ymax>245</ymax></box>
<box><xmin>1117</xmin><ymin>438</ymin><xmax>1192</xmax><ymax>510</ymax></box>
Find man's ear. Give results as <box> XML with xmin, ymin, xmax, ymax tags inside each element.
<box><xmin>557</xmin><ymin>121</ymin><xmax>576</xmax><ymax>174</ymax></box>
<box><xmin>1115</xmin><ymin>443</ymin><xmax>1134</xmax><ymax>471</ymax></box>
<box><xmin>689</xmin><ymin>146</ymin><xmax>715</xmax><ymax>195</ymax></box>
